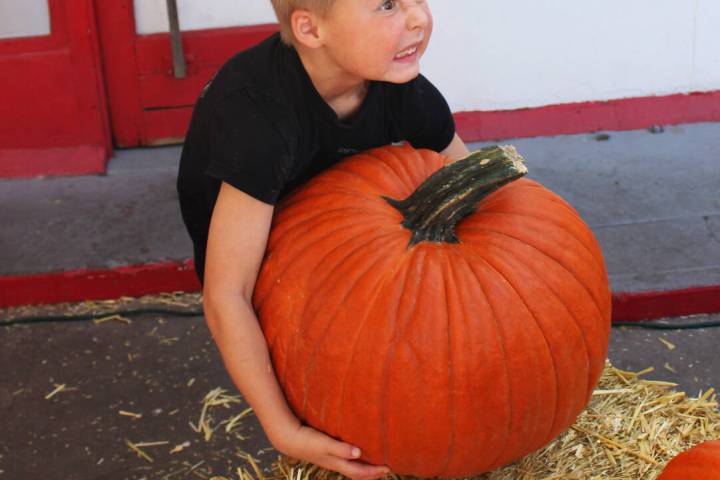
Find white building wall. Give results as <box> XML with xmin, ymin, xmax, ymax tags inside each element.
<box><xmin>0</xmin><ymin>0</ymin><xmax>50</xmax><ymax>39</ymax></box>
<box><xmin>135</xmin><ymin>0</ymin><xmax>720</xmax><ymax>112</ymax></box>
<box><xmin>425</xmin><ymin>0</ymin><xmax>720</xmax><ymax>111</ymax></box>
<box><xmin>133</xmin><ymin>0</ymin><xmax>277</xmax><ymax>33</ymax></box>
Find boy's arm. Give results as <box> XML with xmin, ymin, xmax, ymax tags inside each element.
<box><xmin>203</xmin><ymin>181</ymin><xmax>296</xmax><ymax>442</ymax></box>
<box><xmin>441</xmin><ymin>133</ymin><xmax>471</xmax><ymax>161</ymax></box>
<box><xmin>203</xmin><ymin>182</ymin><xmax>390</xmax><ymax>480</ymax></box>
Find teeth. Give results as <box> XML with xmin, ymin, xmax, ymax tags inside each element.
<box><xmin>396</xmin><ymin>46</ymin><xmax>417</xmax><ymax>58</ymax></box>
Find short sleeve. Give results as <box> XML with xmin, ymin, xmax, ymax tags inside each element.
<box><xmin>205</xmin><ymin>89</ymin><xmax>293</xmax><ymax>205</ymax></box>
<box><xmin>394</xmin><ymin>74</ymin><xmax>456</xmax><ymax>153</ymax></box>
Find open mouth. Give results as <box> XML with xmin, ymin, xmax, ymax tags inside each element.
<box><xmin>394</xmin><ymin>45</ymin><xmax>419</xmax><ymax>60</ymax></box>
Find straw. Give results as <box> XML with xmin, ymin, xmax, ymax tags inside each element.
<box><xmin>189</xmin><ymin>388</ymin><xmax>246</xmax><ymax>442</ymax></box>
<box><xmin>1</xmin><ymin>291</ymin><xmax>202</xmax><ymax>323</ymax></box>
<box><xmin>118</xmin><ymin>410</ymin><xmax>143</xmax><ymax>419</ymax></box>
<box><xmin>44</xmin><ymin>383</ymin><xmax>77</xmax><ymax>400</ymax></box>
<box><xmin>247</xmin><ymin>361</ymin><xmax>719</xmax><ymax>480</ymax></box>
<box><xmin>125</xmin><ymin>439</ymin><xmax>169</xmax><ymax>463</ymax></box>
<box><xmin>93</xmin><ymin>314</ymin><xmax>131</xmax><ymax>325</ymax></box>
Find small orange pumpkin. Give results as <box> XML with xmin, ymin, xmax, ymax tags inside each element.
<box><xmin>658</xmin><ymin>440</ymin><xmax>720</xmax><ymax>479</ymax></box>
<box><xmin>253</xmin><ymin>144</ymin><xmax>611</xmax><ymax>477</ymax></box>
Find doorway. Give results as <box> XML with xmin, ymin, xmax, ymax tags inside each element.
<box><xmin>0</xmin><ymin>0</ymin><xmax>111</xmax><ymax>176</ymax></box>
<box><xmin>0</xmin><ymin>0</ymin><xmax>276</xmax><ymax>176</ymax></box>
<box><xmin>96</xmin><ymin>1</ymin><xmax>277</xmax><ymax>147</ymax></box>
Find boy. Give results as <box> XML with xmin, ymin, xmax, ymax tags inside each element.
<box><xmin>177</xmin><ymin>1</ymin><xmax>469</xmax><ymax>478</ymax></box>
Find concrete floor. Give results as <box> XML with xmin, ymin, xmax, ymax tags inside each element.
<box><xmin>1</xmin><ymin>310</ymin><xmax>718</xmax><ymax>479</ymax></box>
<box><xmin>1</xmin><ymin>122</ymin><xmax>719</xmax><ymax>293</ymax></box>
<box><xmin>0</xmin><ymin>312</ymin><xmax>273</xmax><ymax>479</ymax></box>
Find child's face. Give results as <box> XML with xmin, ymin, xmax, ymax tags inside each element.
<box><xmin>320</xmin><ymin>0</ymin><xmax>433</xmax><ymax>84</ymax></box>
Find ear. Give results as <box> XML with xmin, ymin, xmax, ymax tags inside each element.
<box><xmin>290</xmin><ymin>9</ymin><xmax>323</xmax><ymax>48</ymax></box>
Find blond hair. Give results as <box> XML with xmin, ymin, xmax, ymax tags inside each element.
<box><xmin>269</xmin><ymin>0</ymin><xmax>335</xmax><ymax>45</ymax></box>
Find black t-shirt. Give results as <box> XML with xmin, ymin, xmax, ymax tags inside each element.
<box><xmin>177</xmin><ymin>32</ymin><xmax>455</xmax><ymax>283</ymax></box>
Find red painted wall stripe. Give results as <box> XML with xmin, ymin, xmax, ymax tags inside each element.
<box><xmin>612</xmin><ymin>286</ymin><xmax>720</xmax><ymax>322</ymax></box>
<box><xmin>0</xmin><ymin>261</ymin><xmax>200</xmax><ymax>308</ymax></box>
<box><xmin>1</xmin><ymin>261</ymin><xmax>720</xmax><ymax>323</ymax></box>
<box><xmin>454</xmin><ymin>90</ymin><xmax>720</xmax><ymax>142</ymax></box>
<box><xmin>106</xmin><ymin>88</ymin><xmax>720</xmax><ymax>147</ymax></box>
<box><xmin>59</xmin><ymin>87</ymin><xmax>720</xmax><ymax>159</ymax></box>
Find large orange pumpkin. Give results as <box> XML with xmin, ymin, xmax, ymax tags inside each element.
<box><xmin>253</xmin><ymin>144</ymin><xmax>611</xmax><ymax>477</ymax></box>
<box><xmin>658</xmin><ymin>441</ymin><xmax>720</xmax><ymax>479</ymax></box>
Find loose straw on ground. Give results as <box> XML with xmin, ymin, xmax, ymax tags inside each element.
<box><xmin>189</xmin><ymin>387</ymin><xmax>248</xmax><ymax>442</ymax></box>
<box><xmin>8</xmin><ymin>293</ymin><xmax>716</xmax><ymax>479</ymax></box>
<box><xmin>93</xmin><ymin>314</ymin><xmax>132</xmax><ymax>325</ymax></box>
<box><xmin>658</xmin><ymin>337</ymin><xmax>676</xmax><ymax>351</ymax></box>
<box><xmin>125</xmin><ymin>439</ymin><xmax>170</xmax><ymax>463</ymax></box>
<box><xmin>119</xmin><ymin>410</ymin><xmax>142</xmax><ymax>419</ymax></box>
<box><xmin>481</xmin><ymin>361</ymin><xmax>719</xmax><ymax>479</ymax></box>
<box><xmin>216</xmin><ymin>360</ymin><xmax>719</xmax><ymax>480</ymax></box>
<box><xmin>44</xmin><ymin>383</ymin><xmax>77</xmax><ymax>400</ymax></box>
<box><xmin>1</xmin><ymin>291</ymin><xmax>202</xmax><ymax>324</ymax></box>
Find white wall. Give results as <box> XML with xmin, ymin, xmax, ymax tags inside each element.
<box><xmin>425</xmin><ymin>0</ymin><xmax>720</xmax><ymax>111</ymax></box>
<box><xmin>133</xmin><ymin>0</ymin><xmax>720</xmax><ymax>112</ymax></box>
<box><xmin>0</xmin><ymin>0</ymin><xmax>50</xmax><ymax>40</ymax></box>
<box><xmin>133</xmin><ymin>0</ymin><xmax>276</xmax><ymax>33</ymax></box>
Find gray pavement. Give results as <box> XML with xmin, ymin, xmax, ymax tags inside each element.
<box><xmin>0</xmin><ymin>311</ymin><xmax>274</xmax><ymax>479</ymax></box>
<box><xmin>1</xmin><ymin>305</ymin><xmax>718</xmax><ymax>479</ymax></box>
<box><xmin>1</xmin><ymin>121</ymin><xmax>719</xmax><ymax>294</ymax></box>
<box><xmin>471</xmin><ymin>122</ymin><xmax>720</xmax><ymax>292</ymax></box>
<box><xmin>0</xmin><ymin>147</ymin><xmax>192</xmax><ymax>274</ymax></box>
<box><xmin>608</xmin><ymin>314</ymin><xmax>720</xmax><ymax>396</ymax></box>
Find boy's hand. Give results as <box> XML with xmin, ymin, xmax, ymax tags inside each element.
<box><xmin>275</xmin><ymin>423</ymin><xmax>391</xmax><ymax>480</ymax></box>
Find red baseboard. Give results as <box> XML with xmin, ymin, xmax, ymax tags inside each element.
<box><xmin>0</xmin><ymin>261</ymin><xmax>201</xmax><ymax>307</ymax></box>
<box><xmin>0</xmin><ymin>146</ymin><xmax>107</xmax><ymax>178</ymax></box>
<box><xmin>124</xmin><ymin>89</ymin><xmax>720</xmax><ymax>149</ymax></box>
<box><xmin>2</xmin><ymin>261</ymin><xmax>720</xmax><ymax>323</ymax></box>
<box><xmin>611</xmin><ymin>286</ymin><xmax>720</xmax><ymax>322</ymax></box>
<box><xmin>1</xmin><ymin>89</ymin><xmax>718</xmax><ymax>178</ymax></box>
<box><xmin>455</xmin><ymin>90</ymin><xmax>720</xmax><ymax>142</ymax></box>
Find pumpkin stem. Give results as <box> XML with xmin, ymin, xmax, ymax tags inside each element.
<box><xmin>385</xmin><ymin>145</ymin><xmax>528</xmax><ymax>246</ymax></box>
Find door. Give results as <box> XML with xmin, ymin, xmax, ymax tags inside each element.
<box><xmin>0</xmin><ymin>0</ymin><xmax>112</xmax><ymax>177</ymax></box>
<box><xmin>96</xmin><ymin>1</ymin><xmax>277</xmax><ymax>147</ymax></box>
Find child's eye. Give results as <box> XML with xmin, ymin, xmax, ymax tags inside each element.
<box><xmin>379</xmin><ymin>0</ymin><xmax>396</xmax><ymax>12</ymax></box>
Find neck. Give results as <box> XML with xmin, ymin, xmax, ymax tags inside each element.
<box><xmin>295</xmin><ymin>45</ymin><xmax>369</xmax><ymax>118</ymax></box>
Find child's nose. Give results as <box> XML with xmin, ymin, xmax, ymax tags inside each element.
<box><xmin>404</xmin><ymin>2</ymin><xmax>431</xmax><ymax>31</ymax></box>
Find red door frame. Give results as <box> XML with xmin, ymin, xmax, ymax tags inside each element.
<box><xmin>96</xmin><ymin>1</ymin><xmax>278</xmax><ymax>147</ymax></box>
<box><xmin>0</xmin><ymin>0</ymin><xmax>112</xmax><ymax>177</ymax></box>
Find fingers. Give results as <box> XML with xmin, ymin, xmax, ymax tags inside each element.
<box><xmin>329</xmin><ymin>440</ymin><xmax>362</xmax><ymax>460</ymax></box>
<box><xmin>325</xmin><ymin>441</ymin><xmax>390</xmax><ymax>479</ymax></box>
<box><xmin>297</xmin><ymin>427</ymin><xmax>391</xmax><ymax>479</ymax></box>
<box><xmin>330</xmin><ymin>458</ymin><xmax>391</xmax><ymax>480</ymax></box>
